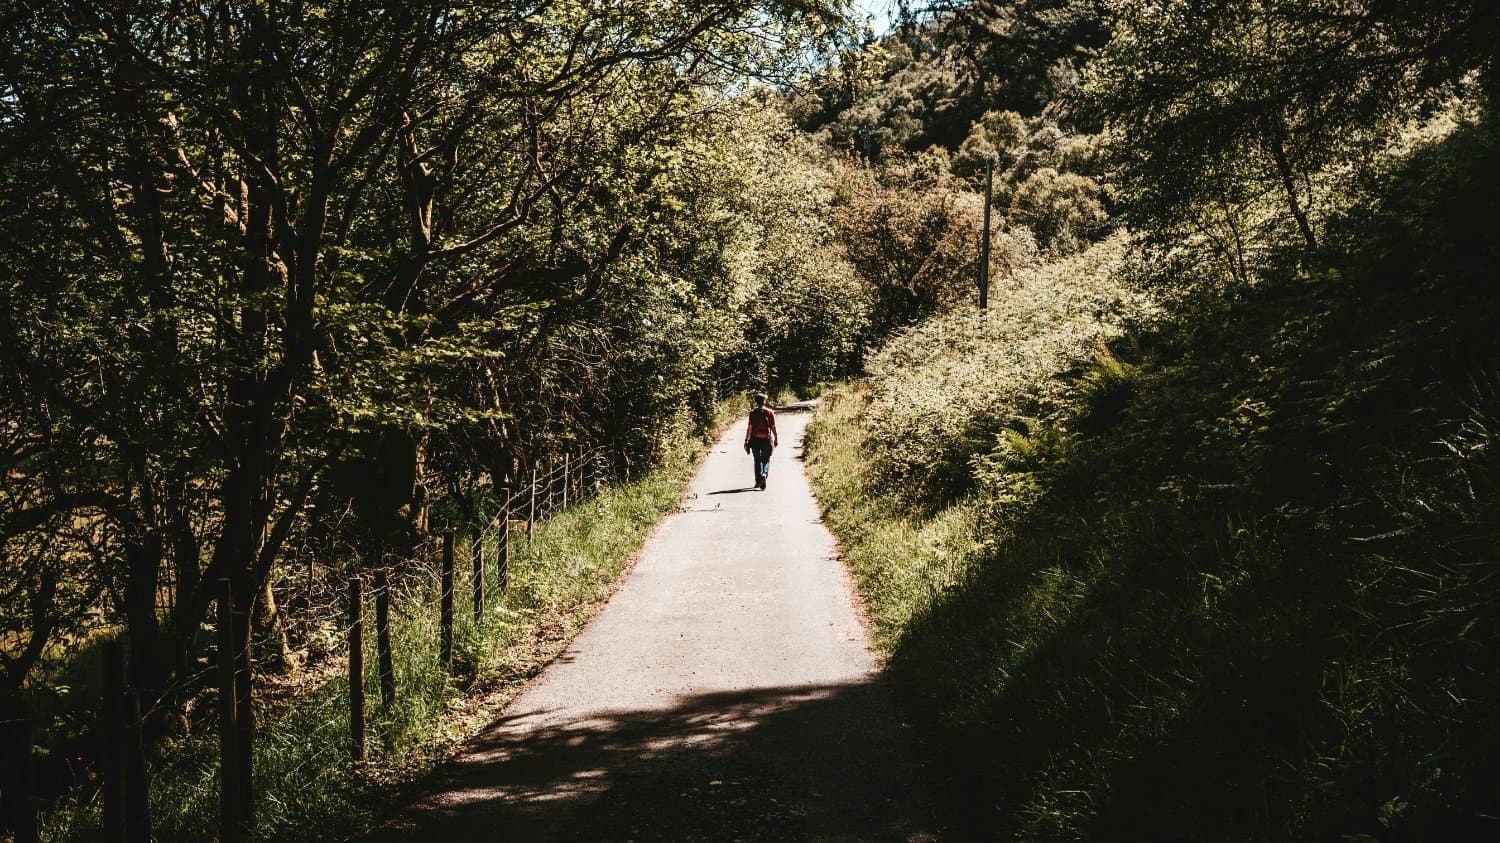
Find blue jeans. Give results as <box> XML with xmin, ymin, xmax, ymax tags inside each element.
<box><xmin>749</xmin><ymin>439</ymin><xmax>773</xmax><ymax>485</ymax></box>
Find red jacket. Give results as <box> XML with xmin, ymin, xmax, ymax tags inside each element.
<box><xmin>747</xmin><ymin>407</ymin><xmax>776</xmax><ymax>441</ymax></box>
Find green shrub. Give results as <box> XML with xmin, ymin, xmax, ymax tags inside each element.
<box><xmin>829</xmin><ymin>153</ymin><xmax>986</xmax><ymax>338</ymax></box>
<box><xmin>1008</xmin><ymin>167</ymin><xmax>1109</xmax><ymax>256</ymax></box>
<box><xmin>1073</xmin><ymin>349</ymin><xmax>1140</xmax><ymax>433</ymax></box>
<box><xmin>807</xmin><ymin>107</ymin><xmax>1500</xmax><ymax>842</ymax></box>
<box><xmin>859</xmin><ymin>232</ymin><xmax>1153</xmax><ymax>505</ymax></box>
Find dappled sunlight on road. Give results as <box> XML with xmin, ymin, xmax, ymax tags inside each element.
<box><xmin>368</xmin><ymin>683</ymin><xmax>928</xmax><ymax>842</ymax></box>
<box><xmin>364</xmin><ymin>410</ymin><xmax>932</xmax><ymax>842</ymax></box>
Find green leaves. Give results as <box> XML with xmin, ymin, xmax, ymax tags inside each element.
<box><xmin>1087</xmin><ymin>0</ymin><xmax>1500</xmax><ymax>253</ymax></box>
<box><xmin>0</xmin><ymin>0</ymin><xmax>859</xmax><ymax>745</ymax></box>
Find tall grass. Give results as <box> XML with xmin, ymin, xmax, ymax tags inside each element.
<box><xmin>803</xmin><ymin>386</ymin><xmax>982</xmax><ymax>654</ymax></box>
<box><xmin>39</xmin><ymin>430</ymin><xmax>718</xmax><ymax>842</ymax></box>
<box><xmin>806</xmin><ymin>111</ymin><xmax>1500</xmax><ymax>840</ymax></box>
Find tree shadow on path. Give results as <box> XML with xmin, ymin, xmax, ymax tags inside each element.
<box><xmin>362</xmin><ymin>683</ymin><xmax>934</xmax><ymax>842</ymax></box>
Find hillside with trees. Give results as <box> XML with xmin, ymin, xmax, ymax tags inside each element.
<box><xmin>805</xmin><ymin>1</ymin><xmax>1500</xmax><ymax>840</ymax></box>
<box><xmin>4</xmin><ymin>0</ymin><xmax>1500</xmax><ymax>840</ymax></box>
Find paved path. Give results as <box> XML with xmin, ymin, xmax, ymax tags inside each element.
<box><xmin>370</xmin><ymin>406</ymin><xmax>932</xmax><ymax>841</ymax></box>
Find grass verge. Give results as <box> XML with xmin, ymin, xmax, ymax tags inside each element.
<box><xmin>803</xmin><ymin>385</ymin><xmax>982</xmax><ymax>657</ymax></box>
<box><xmin>39</xmin><ymin>417</ymin><xmax>729</xmax><ymax>842</ymax></box>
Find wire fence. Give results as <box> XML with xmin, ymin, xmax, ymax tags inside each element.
<box><xmin>22</xmin><ymin>444</ymin><xmax>625</xmax><ymax>842</ymax></box>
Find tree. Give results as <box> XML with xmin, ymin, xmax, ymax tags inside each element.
<box><xmin>1009</xmin><ymin>166</ymin><xmax>1107</xmax><ymax>255</ymax></box>
<box><xmin>901</xmin><ymin>0</ymin><xmax>1114</xmax><ymax>120</ymax></box>
<box><xmin>831</xmin><ymin>149</ymin><xmax>982</xmax><ymax>336</ymax></box>
<box><xmin>0</xmin><ymin>0</ymin><xmax>848</xmax><ymax>750</ymax></box>
<box><xmin>1087</xmin><ymin>0</ymin><xmax>1500</xmax><ymax>255</ymax></box>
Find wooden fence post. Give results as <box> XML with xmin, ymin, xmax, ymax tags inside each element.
<box><xmin>122</xmin><ymin>653</ymin><xmax>151</xmax><ymax>841</ymax></box>
<box><xmin>101</xmin><ymin>639</ymin><xmax>153</xmax><ymax>840</ymax></box>
<box><xmin>561</xmin><ymin>452</ymin><xmax>570</xmax><ymax>510</ymax></box>
<box><xmin>546</xmin><ymin>456</ymin><xmax>555</xmax><ymax>515</ymax></box>
<box><xmin>497</xmin><ymin>487</ymin><xmax>510</xmax><ymax>594</ymax></box>
<box><xmin>348</xmin><ymin>576</ymin><xmax>365</xmax><ymax>762</ymax></box>
<box><xmin>217</xmin><ymin>579</ymin><xmax>244</xmax><ymax>843</ymax></box>
<box><xmin>527</xmin><ymin>464</ymin><xmax>537</xmax><ymax>547</ymax></box>
<box><xmin>375</xmin><ymin>569</ymin><xmax>394</xmax><ymax>708</ymax></box>
<box><xmin>440</xmin><ymin>532</ymin><xmax>455</xmax><ymax>669</ymax></box>
<box><xmin>471</xmin><ymin>526</ymin><xmax>484</xmax><ymax>627</ymax></box>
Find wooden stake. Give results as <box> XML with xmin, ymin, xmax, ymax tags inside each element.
<box><xmin>101</xmin><ymin>641</ymin><xmax>125</xmax><ymax>841</ymax></box>
<box><xmin>546</xmin><ymin>456</ymin><xmax>556</xmax><ymax>515</ymax></box>
<box><xmin>471</xmin><ymin>527</ymin><xmax>484</xmax><ymax>627</ymax></box>
<box><xmin>497</xmin><ymin>487</ymin><xmax>510</xmax><ymax>594</ymax></box>
<box><xmin>97</xmin><ymin>640</ymin><xmax>152</xmax><ymax>838</ymax></box>
<box><xmin>348</xmin><ymin>576</ymin><xmax>365</xmax><ymax>761</ymax></box>
<box><xmin>527</xmin><ymin>464</ymin><xmax>537</xmax><ymax>547</ymax></box>
<box><xmin>122</xmin><ymin>658</ymin><xmax>151</xmax><ymax>842</ymax></box>
<box><xmin>375</xmin><ymin>568</ymin><xmax>394</xmax><ymax>708</ymax></box>
<box><xmin>0</xmin><ymin>710</ymin><xmax>37</xmax><ymax>842</ymax></box>
<box><xmin>232</xmin><ymin>597</ymin><xmax>253</xmax><ymax>830</ymax></box>
<box><xmin>440</xmin><ymin>532</ymin><xmax>454</xmax><ymax>669</ymax></box>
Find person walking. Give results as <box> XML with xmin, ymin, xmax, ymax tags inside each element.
<box><xmin>743</xmin><ymin>393</ymin><xmax>778</xmax><ymax>490</ymax></box>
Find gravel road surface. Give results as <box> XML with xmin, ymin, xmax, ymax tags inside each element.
<box><xmin>368</xmin><ymin>405</ymin><xmax>933</xmax><ymax>841</ymax></box>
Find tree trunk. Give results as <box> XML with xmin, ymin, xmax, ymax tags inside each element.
<box><xmin>1218</xmin><ymin>189</ymin><xmax>1251</xmax><ymax>284</ymax></box>
<box><xmin>253</xmin><ymin>574</ymin><xmax>295</xmax><ymax>675</ymax></box>
<box><xmin>1265</xmin><ymin>113</ymin><xmax>1318</xmax><ymax>254</ymax></box>
<box><xmin>121</xmin><ymin>536</ymin><xmax>170</xmax><ymax>737</ymax></box>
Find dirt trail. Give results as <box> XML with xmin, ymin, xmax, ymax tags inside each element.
<box><xmin>367</xmin><ymin>406</ymin><xmax>933</xmax><ymax>841</ymax></box>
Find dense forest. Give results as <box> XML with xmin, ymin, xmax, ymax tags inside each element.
<box><xmin>4</xmin><ymin>0</ymin><xmax>1500</xmax><ymax>840</ymax></box>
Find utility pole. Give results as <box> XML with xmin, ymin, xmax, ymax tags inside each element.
<box><xmin>979</xmin><ymin>159</ymin><xmax>992</xmax><ymax>309</ymax></box>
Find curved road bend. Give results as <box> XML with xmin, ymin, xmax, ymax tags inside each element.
<box><xmin>368</xmin><ymin>405</ymin><xmax>934</xmax><ymax>842</ymax></box>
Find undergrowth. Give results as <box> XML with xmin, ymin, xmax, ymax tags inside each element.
<box><xmin>806</xmin><ymin>108</ymin><xmax>1500</xmax><ymax>840</ymax></box>
<box><xmin>38</xmin><ymin>416</ymin><xmax>726</xmax><ymax>842</ymax></box>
